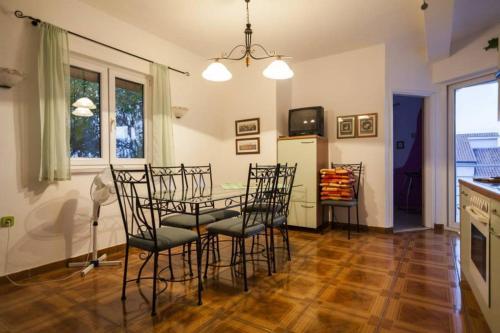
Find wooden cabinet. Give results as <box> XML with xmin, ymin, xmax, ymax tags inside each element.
<box><xmin>278</xmin><ymin>135</ymin><xmax>328</xmax><ymax>229</ymax></box>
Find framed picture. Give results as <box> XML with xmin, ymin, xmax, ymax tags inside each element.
<box><xmin>357</xmin><ymin>113</ymin><xmax>378</xmax><ymax>137</ymax></box>
<box><xmin>235</xmin><ymin>118</ymin><xmax>260</xmax><ymax>136</ymax></box>
<box><xmin>235</xmin><ymin>137</ymin><xmax>260</xmax><ymax>155</ymax></box>
<box><xmin>337</xmin><ymin>115</ymin><xmax>356</xmax><ymax>139</ymax></box>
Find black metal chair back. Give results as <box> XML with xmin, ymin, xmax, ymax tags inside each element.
<box><xmin>241</xmin><ymin>164</ymin><xmax>280</xmax><ymax>234</ymax></box>
<box><xmin>181</xmin><ymin>164</ymin><xmax>213</xmax><ymax>198</ymax></box>
<box><xmin>271</xmin><ymin>163</ymin><xmax>297</xmax><ymax>221</ymax></box>
<box><xmin>148</xmin><ymin>164</ymin><xmax>184</xmax><ymax>195</ymax></box>
<box><xmin>330</xmin><ymin>162</ymin><xmax>363</xmax><ymax>199</ymax></box>
<box><xmin>111</xmin><ymin>165</ymin><xmax>158</xmax><ymax>248</ymax></box>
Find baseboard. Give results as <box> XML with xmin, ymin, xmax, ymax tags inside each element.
<box><xmin>0</xmin><ymin>243</ymin><xmax>126</xmax><ymax>285</ymax></box>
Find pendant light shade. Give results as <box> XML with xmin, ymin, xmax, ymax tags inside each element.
<box><xmin>72</xmin><ymin>97</ymin><xmax>96</xmax><ymax>117</ymax></box>
<box><xmin>202</xmin><ymin>62</ymin><xmax>232</xmax><ymax>82</ymax></box>
<box><xmin>72</xmin><ymin>97</ymin><xmax>96</xmax><ymax>109</ymax></box>
<box><xmin>72</xmin><ymin>107</ymin><xmax>94</xmax><ymax>117</ymax></box>
<box><xmin>263</xmin><ymin>59</ymin><xmax>294</xmax><ymax>80</ymax></box>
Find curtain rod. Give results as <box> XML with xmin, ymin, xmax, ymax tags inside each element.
<box><xmin>14</xmin><ymin>10</ymin><xmax>190</xmax><ymax>76</ymax></box>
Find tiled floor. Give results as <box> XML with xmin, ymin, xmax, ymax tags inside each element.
<box><xmin>0</xmin><ymin>229</ymin><xmax>490</xmax><ymax>332</ymax></box>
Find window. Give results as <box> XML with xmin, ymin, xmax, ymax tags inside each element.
<box><xmin>69</xmin><ymin>57</ymin><xmax>149</xmax><ymax>167</ymax></box>
<box><xmin>70</xmin><ymin>66</ymin><xmax>102</xmax><ymax>158</ymax></box>
<box><xmin>448</xmin><ymin>74</ymin><xmax>499</xmax><ymax>227</ymax></box>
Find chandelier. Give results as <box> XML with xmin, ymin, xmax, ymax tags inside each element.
<box><xmin>202</xmin><ymin>0</ymin><xmax>294</xmax><ymax>82</ymax></box>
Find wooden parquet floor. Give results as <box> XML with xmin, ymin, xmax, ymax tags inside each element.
<box><xmin>0</xmin><ymin>229</ymin><xmax>490</xmax><ymax>333</ymax></box>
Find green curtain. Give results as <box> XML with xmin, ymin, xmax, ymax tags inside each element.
<box><xmin>38</xmin><ymin>23</ymin><xmax>71</xmax><ymax>181</ymax></box>
<box><xmin>150</xmin><ymin>63</ymin><xmax>175</xmax><ymax>166</ymax></box>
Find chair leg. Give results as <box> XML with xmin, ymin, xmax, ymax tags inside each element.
<box><xmin>196</xmin><ymin>239</ymin><xmax>203</xmax><ymax>305</ymax></box>
<box><xmin>121</xmin><ymin>243</ymin><xmax>129</xmax><ymax>301</ymax></box>
<box><xmin>347</xmin><ymin>207</ymin><xmax>351</xmax><ymax>240</ymax></box>
<box><xmin>137</xmin><ymin>251</ymin><xmax>152</xmax><ymax>283</ymax></box>
<box><xmin>251</xmin><ymin>235</ymin><xmax>255</xmax><ymax>254</ymax></box>
<box><xmin>211</xmin><ymin>236</ymin><xmax>217</xmax><ymax>263</ymax></box>
<box><xmin>151</xmin><ymin>251</ymin><xmax>159</xmax><ymax>316</ymax></box>
<box><xmin>284</xmin><ymin>224</ymin><xmax>291</xmax><ymax>261</ymax></box>
<box><xmin>230</xmin><ymin>238</ymin><xmax>235</xmax><ymax>265</ymax></box>
<box><xmin>188</xmin><ymin>242</ymin><xmax>193</xmax><ymax>276</ymax></box>
<box><xmin>216</xmin><ymin>235</ymin><xmax>221</xmax><ymax>261</ymax></box>
<box><xmin>168</xmin><ymin>248</ymin><xmax>174</xmax><ymax>280</ymax></box>
<box><xmin>264</xmin><ymin>227</ymin><xmax>272</xmax><ymax>276</ymax></box>
<box><xmin>241</xmin><ymin>238</ymin><xmax>248</xmax><ymax>292</ymax></box>
<box><xmin>356</xmin><ymin>204</ymin><xmax>360</xmax><ymax>233</ymax></box>
<box><xmin>331</xmin><ymin>206</ymin><xmax>335</xmax><ymax>230</ymax></box>
<box><xmin>270</xmin><ymin>227</ymin><xmax>277</xmax><ymax>273</ymax></box>
<box><xmin>204</xmin><ymin>234</ymin><xmax>211</xmax><ymax>278</ymax></box>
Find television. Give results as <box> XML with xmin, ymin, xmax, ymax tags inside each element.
<box><xmin>288</xmin><ymin>106</ymin><xmax>324</xmax><ymax>137</ymax></box>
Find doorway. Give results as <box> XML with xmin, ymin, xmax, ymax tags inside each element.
<box><xmin>448</xmin><ymin>74</ymin><xmax>499</xmax><ymax>228</ymax></box>
<box><xmin>393</xmin><ymin>94</ymin><xmax>424</xmax><ymax>232</ymax></box>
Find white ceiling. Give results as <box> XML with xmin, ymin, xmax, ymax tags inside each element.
<box><xmin>80</xmin><ymin>0</ymin><xmax>500</xmax><ymax>62</ymax></box>
<box><xmin>80</xmin><ymin>0</ymin><xmax>425</xmax><ymax>61</ymax></box>
<box><xmin>451</xmin><ymin>0</ymin><xmax>500</xmax><ymax>51</ymax></box>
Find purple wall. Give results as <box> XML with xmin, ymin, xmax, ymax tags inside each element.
<box><xmin>393</xmin><ymin>95</ymin><xmax>423</xmax><ymax>211</ymax></box>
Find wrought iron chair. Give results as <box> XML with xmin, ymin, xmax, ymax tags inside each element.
<box><xmin>110</xmin><ymin>165</ymin><xmax>202</xmax><ymax>316</ymax></box>
<box><xmin>320</xmin><ymin>162</ymin><xmax>363</xmax><ymax>240</ymax></box>
<box><xmin>266</xmin><ymin>163</ymin><xmax>297</xmax><ymax>272</ymax></box>
<box><xmin>182</xmin><ymin>164</ymin><xmax>241</xmax><ymax>221</ymax></box>
<box><xmin>148</xmin><ymin>164</ymin><xmax>201</xmax><ymax>279</ymax></box>
<box><xmin>205</xmin><ymin>164</ymin><xmax>279</xmax><ymax>291</ymax></box>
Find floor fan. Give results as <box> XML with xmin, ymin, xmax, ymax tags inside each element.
<box><xmin>69</xmin><ymin>168</ymin><xmax>121</xmax><ymax>276</ymax></box>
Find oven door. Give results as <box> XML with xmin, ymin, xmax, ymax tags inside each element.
<box><xmin>466</xmin><ymin>205</ymin><xmax>490</xmax><ymax>307</ymax></box>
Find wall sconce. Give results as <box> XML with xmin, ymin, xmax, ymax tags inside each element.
<box><xmin>172</xmin><ymin>106</ymin><xmax>189</xmax><ymax>119</ymax></box>
<box><xmin>0</xmin><ymin>67</ymin><xmax>25</xmax><ymax>89</ymax></box>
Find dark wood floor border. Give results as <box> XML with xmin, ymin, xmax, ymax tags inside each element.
<box><xmin>0</xmin><ymin>243</ymin><xmax>126</xmax><ymax>285</ymax></box>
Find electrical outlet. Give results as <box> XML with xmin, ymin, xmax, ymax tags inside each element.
<box><xmin>0</xmin><ymin>216</ymin><xmax>15</xmax><ymax>228</ymax></box>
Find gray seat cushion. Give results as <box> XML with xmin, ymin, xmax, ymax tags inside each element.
<box><xmin>207</xmin><ymin>217</ymin><xmax>264</xmax><ymax>237</ymax></box>
<box><xmin>243</xmin><ymin>203</ymin><xmax>282</xmax><ymax>213</ymax></box>
<box><xmin>161</xmin><ymin>213</ymin><xmax>216</xmax><ymax>229</ymax></box>
<box><xmin>268</xmin><ymin>215</ymin><xmax>286</xmax><ymax>227</ymax></box>
<box><xmin>129</xmin><ymin>227</ymin><xmax>198</xmax><ymax>251</ymax></box>
<box><xmin>202</xmin><ymin>209</ymin><xmax>240</xmax><ymax>221</ymax></box>
<box><xmin>321</xmin><ymin>199</ymin><xmax>358</xmax><ymax>207</ymax></box>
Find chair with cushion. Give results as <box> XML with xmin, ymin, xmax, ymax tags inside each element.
<box><xmin>110</xmin><ymin>165</ymin><xmax>202</xmax><ymax>316</ymax></box>
<box><xmin>148</xmin><ymin>164</ymin><xmax>198</xmax><ymax>278</ymax></box>
<box><xmin>205</xmin><ymin>164</ymin><xmax>279</xmax><ymax>291</ymax></box>
<box><xmin>266</xmin><ymin>163</ymin><xmax>297</xmax><ymax>272</ymax></box>
<box><xmin>320</xmin><ymin>162</ymin><xmax>363</xmax><ymax>240</ymax></box>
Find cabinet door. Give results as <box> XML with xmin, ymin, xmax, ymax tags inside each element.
<box><xmin>278</xmin><ymin>139</ymin><xmax>317</xmax><ymax>203</ymax></box>
<box><xmin>288</xmin><ymin>201</ymin><xmax>317</xmax><ymax>228</ymax></box>
<box><xmin>459</xmin><ymin>185</ymin><xmax>470</xmax><ymax>272</ymax></box>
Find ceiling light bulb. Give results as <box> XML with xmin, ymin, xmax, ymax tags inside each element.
<box><xmin>72</xmin><ymin>97</ymin><xmax>96</xmax><ymax>109</ymax></box>
<box><xmin>263</xmin><ymin>59</ymin><xmax>294</xmax><ymax>80</ymax></box>
<box><xmin>202</xmin><ymin>61</ymin><xmax>232</xmax><ymax>82</ymax></box>
<box><xmin>72</xmin><ymin>107</ymin><xmax>94</xmax><ymax>117</ymax></box>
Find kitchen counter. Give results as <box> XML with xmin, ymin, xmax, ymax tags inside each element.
<box><xmin>459</xmin><ymin>179</ymin><xmax>500</xmax><ymax>201</ymax></box>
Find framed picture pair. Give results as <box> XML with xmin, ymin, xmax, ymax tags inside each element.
<box><xmin>235</xmin><ymin>118</ymin><xmax>260</xmax><ymax>154</ymax></box>
<box><xmin>337</xmin><ymin>113</ymin><xmax>378</xmax><ymax>139</ymax></box>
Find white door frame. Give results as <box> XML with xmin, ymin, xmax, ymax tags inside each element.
<box><xmin>446</xmin><ymin>73</ymin><xmax>498</xmax><ymax>230</ymax></box>
<box><xmin>387</xmin><ymin>89</ymin><xmax>436</xmax><ymax>230</ymax></box>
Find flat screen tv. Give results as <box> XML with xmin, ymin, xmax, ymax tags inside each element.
<box><xmin>288</xmin><ymin>106</ymin><xmax>324</xmax><ymax>137</ymax></box>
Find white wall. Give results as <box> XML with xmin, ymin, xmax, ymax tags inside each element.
<box><xmin>287</xmin><ymin>44</ymin><xmax>388</xmax><ymax>228</ymax></box>
<box><xmin>0</xmin><ymin>0</ymin><xmax>234</xmax><ymax>276</ymax></box>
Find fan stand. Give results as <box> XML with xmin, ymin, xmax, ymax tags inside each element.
<box><xmin>68</xmin><ymin>206</ymin><xmax>121</xmax><ymax>276</ymax></box>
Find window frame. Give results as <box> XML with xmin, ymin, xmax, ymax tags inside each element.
<box><xmin>447</xmin><ymin>73</ymin><xmax>498</xmax><ymax>229</ymax></box>
<box><xmin>69</xmin><ymin>55</ymin><xmax>150</xmax><ymax>169</ymax></box>
<box><xmin>109</xmin><ymin>69</ymin><xmax>149</xmax><ymax>165</ymax></box>
<box><xmin>69</xmin><ymin>57</ymin><xmax>109</xmax><ymax>167</ymax></box>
